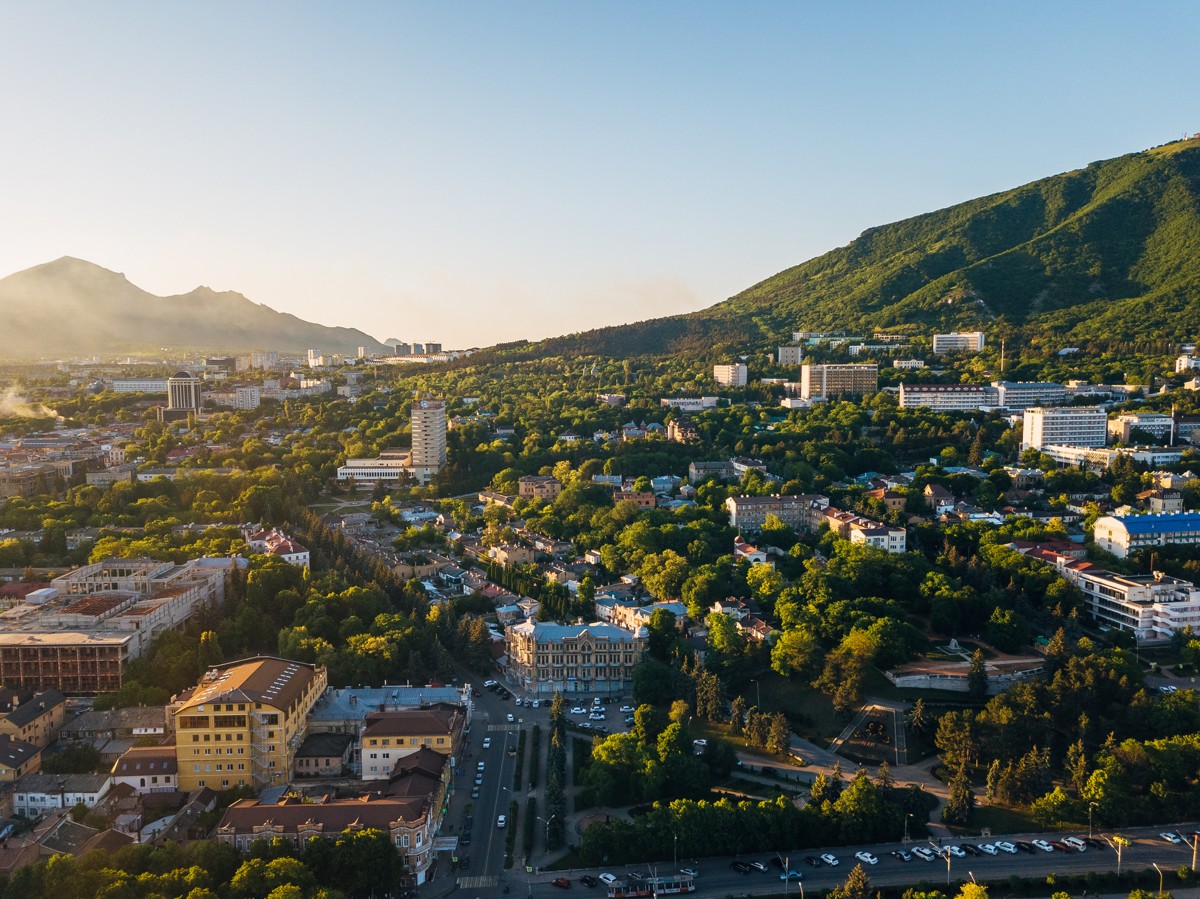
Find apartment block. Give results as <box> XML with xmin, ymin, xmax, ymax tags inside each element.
<box><xmin>725</xmin><ymin>494</ymin><xmax>830</xmax><ymax>533</ymax></box>
<box><xmin>1093</xmin><ymin>513</ymin><xmax>1200</xmax><ymax>559</ymax></box>
<box><xmin>1057</xmin><ymin>561</ymin><xmax>1200</xmax><ymax>640</ymax></box>
<box><xmin>992</xmin><ymin>381</ymin><xmax>1066</xmax><ymax>410</ymax></box>
<box><xmin>1021</xmin><ymin>406</ymin><xmax>1108</xmax><ymax>451</ymax></box>
<box><xmin>1108</xmin><ymin>413</ymin><xmax>1175</xmax><ymax>443</ymax></box>
<box><xmin>410</xmin><ymin>400</ymin><xmax>447</xmax><ymax>484</ymax></box>
<box><xmin>505</xmin><ymin>621</ymin><xmax>648</xmax><ymax>695</ymax></box>
<box><xmin>777</xmin><ymin>346</ymin><xmax>803</xmax><ymax>365</ymax></box>
<box><xmin>932</xmin><ymin>331</ymin><xmax>985</xmax><ymax>354</ymax></box>
<box><xmin>899</xmin><ymin>383</ymin><xmax>999</xmax><ymax>411</ymax></box>
<box><xmin>360</xmin><ymin>706</ymin><xmax>464</xmax><ymax>780</ymax></box>
<box><xmin>171</xmin><ymin>656</ymin><xmax>328</xmax><ymax>791</ymax></box>
<box><xmin>799</xmin><ymin>363</ymin><xmax>878</xmax><ymax>401</ymax></box>
<box><xmin>713</xmin><ymin>363</ymin><xmax>748</xmax><ymax>388</ymax></box>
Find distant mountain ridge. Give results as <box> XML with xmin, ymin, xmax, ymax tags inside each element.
<box><xmin>522</xmin><ymin>136</ymin><xmax>1200</xmax><ymax>359</ymax></box>
<box><xmin>2</xmin><ymin>257</ymin><xmax>389</xmax><ymax>359</ymax></box>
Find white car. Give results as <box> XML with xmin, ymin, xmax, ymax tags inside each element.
<box><xmin>497</xmin><ymin>815</ymin><xmax>507</xmax><ymax>828</ymax></box>
<box><xmin>571</xmin><ymin>707</ymin><xmax>586</xmax><ymax>715</ymax></box>
<box><xmin>506</xmin><ymin>713</ymin><xmax>514</xmax><ymax>723</ymax></box>
<box><xmin>854</xmin><ymin>852</ymin><xmax>878</xmax><ymax>866</ymax></box>
<box><xmin>477</xmin><ymin>761</ymin><xmax>485</xmax><ymax>770</ymax></box>
<box><xmin>620</xmin><ymin>705</ymin><xmax>635</xmax><ymax>713</ymax></box>
<box><xmin>599</xmin><ymin>873</ymin><xmax>617</xmax><ymax>885</ymax></box>
<box><xmin>979</xmin><ymin>844</ymin><xmax>998</xmax><ymax>855</ymax></box>
<box><xmin>1032</xmin><ymin>839</ymin><xmax>1054</xmax><ymax>852</ymax></box>
<box><xmin>820</xmin><ymin>854</ymin><xmax>839</xmax><ymax>866</ymax></box>
<box><xmin>911</xmin><ymin>847</ymin><xmax>935</xmax><ymax>862</ymax></box>
<box><xmin>994</xmin><ymin>841</ymin><xmax>1017</xmax><ymax>854</ymax></box>
<box><xmin>474</xmin><ymin>774</ymin><xmax>483</xmax><ymax>785</ymax></box>
<box><xmin>531</xmin><ymin>699</ymin><xmax>541</xmax><ymax>708</ymax></box>
<box><xmin>515</xmin><ymin>698</ymin><xmax>523</xmax><ymax>706</ymax></box>
<box><xmin>679</xmin><ymin>867</ymin><xmax>698</xmax><ymax>877</ymax></box>
<box><xmin>589</xmin><ymin>712</ymin><xmax>605</xmax><ymax>720</ymax></box>
<box><xmin>1162</xmin><ymin>832</ymin><xmax>1184</xmax><ymax>845</ymax></box>
<box><xmin>482</xmin><ymin>738</ymin><xmax>492</xmax><ymax>750</ymax></box>
<box><xmin>947</xmin><ymin>846</ymin><xmax>966</xmax><ymax>858</ymax></box>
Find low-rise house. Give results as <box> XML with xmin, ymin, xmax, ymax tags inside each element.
<box><xmin>614</xmin><ymin>490</ymin><xmax>655</xmax><ymax>508</ymax></box>
<box><xmin>0</xmin><ymin>735</ymin><xmax>41</xmax><ymax>783</ymax></box>
<box><xmin>923</xmin><ymin>484</ymin><xmax>955</xmax><ymax>515</ymax></box>
<box><xmin>0</xmin><ymin>689</ymin><xmax>66</xmax><ymax>748</ymax></box>
<box><xmin>294</xmin><ymin>732</ymin><xmax>354</xmax><ymax>778</ymax></box>
<box><xmin>13</xmin><ymin>773</ymin><xmax>111</xmax><ymax>819</ymax></box>
<box><xmin>360</xmin><ymin>706</ymin><xmax>463</xmax><ymax>781</ymax></box>
<box><xmin>518</xmin><ymin>476</ymin><xmax>562</xmax><ymax>501</ymax></box>
<box><xmin>111</xmin><ymin>745</ymin><xmax>178</xmax><ymax>794</ymax></box>
<box><xmin>733</xmin><ymin>536</ymin><xmax>768</xmax><ymax>564</ymax></box>
<box><xmin>489</xmin><ymin>544</ymin><xmax>535</xmax><ymax>567</ymax></box>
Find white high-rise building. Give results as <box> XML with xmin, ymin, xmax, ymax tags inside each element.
<box><xmin>713</xmin><ymin>363</ymin><xmax>748</xmax><ymax>388</ymax></box>
<box><xmin>166</xmin><ymin>372</ymin><xmax>202</xmax><ymax>413</ymax></box>
<box><xmin>410</xmin><ymin>399</ymin><xmax>447</xmax><ymax>483</ymax></box>
<box><xmin>932</xmin><ymin>331</ymin><xmax>985</xmax><ymax>354</ymax></box>
<box><xmin>1021</xmin><ymin>406</ymin><xmax>1108</xmax><ymax>451</ymax></box>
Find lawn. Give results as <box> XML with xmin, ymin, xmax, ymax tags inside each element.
<box><xmin>952</xmin><ymin>803</ymin><xmax>1040</xmax><ymax>837</ymax></box>
<box><xmin>730</xmin><ymin>674</ymin><xmax>848</xmax><ymax>744</ymax></box>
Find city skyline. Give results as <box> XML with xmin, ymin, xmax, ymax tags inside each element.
<box><xmin>1</xmin><ymin>2</ymin><xmax>1197</xmax><ymax>348</ymax></box>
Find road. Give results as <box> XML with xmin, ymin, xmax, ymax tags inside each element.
<box><xmin>468</xmin><ymin>825</ymin><xmax>1200</xmax><ymax>898</ymax></box>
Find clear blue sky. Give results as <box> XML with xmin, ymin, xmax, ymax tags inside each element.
<box><xmin>1</xmin><ymin>2</ymin><xmax>1196</xmax><ymax>348</ymax></box>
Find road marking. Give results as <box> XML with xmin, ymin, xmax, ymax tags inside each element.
<box><xmin>457</xmin><ymin>875</ymin><xmax>499</xmax><ymax>888</ymax></box>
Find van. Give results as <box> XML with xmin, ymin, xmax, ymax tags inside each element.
<box><xmin>1064</xmin><ymin>837</ymin><xmax>1087</xmax><ymax>852</ymax></box>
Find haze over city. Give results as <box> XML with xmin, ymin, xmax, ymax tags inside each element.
<box><xmin>1</xmin><ymin>2</ymin><xmax>1197</xmax><ymax>348</ymax></box>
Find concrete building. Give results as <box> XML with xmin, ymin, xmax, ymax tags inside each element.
<box><xmin>666</xmin><ymin>417</ymin><xmax>700</xmax><ymax>442</ymax></box>
<box><xmin>1042</xmin><ymin>444</ymin><xmax>1185</xmax><ymax>470</ymax></box>
<box><xmin>1108</xmin><ymin>412</ymin><xmax>1175</xmax><ymax>444</ymax></box>
<box><xmin>166</xmin><ymin>372</ymin><xmax>202</xmax><ymax>413</ymax></box>
<box><xmin>799</xmin><ymin>363</ymin><xmax>878</xmax><ymax>401</ymax></box>
<box><xmin>899</xmin><ymin>383</ymin><xmax>999</xmax><ymax>410</ymax></box>
<box><xmin>234</xmin><ymin>387</ymin><xmax>261</xmax><ymax>410</ymax></box>
<box><xmin>777</xmin><ymin>346</ymin><xmax>803</xmax><ymax>365</ymax></box>
<box><xmin>725</xmin><ymin>494</ymin><xmax>830</xmax><ymax>533</ymax></box>
<box><xmin>1057</xmin><ymin>563</ymin><xmax>1200</xmax><ymax>640</ymax></box>
<box><xmin>992</xmin><ymin>381</ymin><xmax>1066</xmax><ymax>410</ymax></box>
<box><xmin>335</xmin><ymin>455</ymin><xmax>411</xmax><ymax>486</ymax></box>
<box><xmin>1021</xmin><ymin>406</ymin><xmax>1108</xmax><ymax>451</ymax></box>
<box><xmin>360</xmin><ymin>706</ymin><xmax>464</xmax><ymax>780</ymax></box>
<box><xmin>505</xmin><ymin>621</ymin><xmax>648</xmax><ymax>695</ymax></box>
<box><xmin>1176</xmin><ymin>355</ymin><xmax>1200</xmax><ymax>373</ymax></box>
<box><xmin>12</xmin><ymin>772</ymin><xmax>110</xmax><ymax>819</ymax></box>
<box><xmin>1093</xmin><ymin>512</ymin><xmax>1200</xmax><ymax>558</ymax></box>
<box><xmin>518</xmin><ymin>475</ymin><xmax>562</xmax><ymax>501</ymax></box>
<box><xmin>110</xmin><ymin>378</ymin><xmax>168</xmax><ymax>394</ymax></box>
<box><xmin>111</xmin><ymin>745</ymin><xmax>178</xmax><ymax>794</ymax></box>
<box><xmin>932</xmin><ymin>331</ymin><xmax>985</xmax><ymax>354</ymax></box>
<box><xmin>893</xmin><ymin>359</ymin><xmax>926</xmax><ymax>370</ymax></box>
<box><xmin>661</xmin><ymin>397</ymin><xmax>719</xmax><ymax>411</ymax></box>
<box><xmin>171</xmin><ymin>656</ymin><xmax>328</xmax><ymax>791</ymax></box>
<box><xmin>293</xmin><ymin>732</ymin><xmax>354</xmax><ymax>777</ymax></box>
<box><xmin>410</xmin><ymin>400</ymin><xmax>447</xmax><ymax>484</ymax></box>
<box><xmin>0</xmin><ymin>735</ymin><xmax>41</xmax><ymax>783</ymax></box>
<box><xmin>713</xmin><ymin>363</ymin><xmax>748</xmax><ymax>388</ymax></box>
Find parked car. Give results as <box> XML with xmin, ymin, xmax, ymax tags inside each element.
<box><xmin>1084</xmin><ymin>838</ymin><xmax>1108</xmax><ymax>850</ymax></box>
<box><xmin>1050</xmin><ymin>841</ymin><xmax>1073</xmax><ymax>853</ymax></box>
<box><xmin>474</xmin><ymin>774</ymin><xmax>483</xmax><ymax>785</ymax></box>
<box><xmin>730</xmin><ymin>861</ymin><xmax>751</xmax><ymax>874</ymax></box>
<box><xmin>780</xmin><ymin>871</ymin><xmax>803</xmax><ymax>881</ymax></box>
<box><xmin>979</xmin><ymin>844</ymin><xmax>998</xmax><ymax>855</ymax></box>
<box><xmin>588</xmin><ymin>712</ymin><xmax>605</xmax><ymax>720</ymax></box>
<box><xmin>506</xmin><ymin>713</ymin><xmax>514</xmax><ymax>722</ymax></box>
<box><xmin>497</xmin><ymin>815</ymin><xmax>506</xmax><ymax>828</ymax></box>
<box><xmin>515</xmin><ymin>698</ymin><xmax>523</xmax><ymax>706</ymax></box>
<box><xmin>803</xmin><ymin>856</ymin><xmax>821</xmax><ymax>867</ymax></box>
<box><xmin>911</xmin><ymin>847</ymin><xmax>935</xmax><ymax>862</ymax></box>
<box><xmin>620</xmin><ymin>705</ymin><xmax>635</xmax><ymax>713</ymax></box>
<box><xmin>579</xmin><ymin>874</ymin><xmax>598</xmax><ymax>887</ymax></box>
<box><xmin>571</xmin><ymin>707</ymin><xmax>586</xmax><ymax>715</ymax></box>
<box><xmin>960</xmin><ymin>844</ymin><xmax>981</xmax><ymax>856</ymax></box>
<box><xmin>598</xmin><ymin>873</ymin><xmax>617</xmax><ymax>885</ymax></box>
<box><xmin>891</xmin><ymin>850</ymin><xmax>911</xmax><ymax>862</ymax></box>
<box><xmin>854</xmin><ymin>852</ymin><xmax>878</xmax><ymax>866</ymax></box>
<box><xmin>1162</xmin><ymin>832</ymin><xmax>1184</xmax><ymax>845</ymax></box>
<box><xmin>1032</xmin><ymin>839</ymin><xmax>1055</xmax><ymax>852</ymax></box>
<box><xmin>477</xmin><ymin>761</ymin><xmax>485</xmax><ymax>770</ymax></box>
<box><xmin>749</xmin><ymin>861</ymin><xmax>767</xmax><ymax>871</ymax></box>
<box><xmin>946</xmin><ymin>846</ymin><xmax>966</xmax><ymax>858</ymax></box>
<box><xmin>552</xmin><ymin>877</ymin><xmax>571</xmax><ymax>889</ymax></box>
<box><xmin>1014</xmin><ymin>841</ymin><xmax>1036</xmax><ymax>853</ymax></box>
<box><xmin>994</xmin><ymin>841</ymin><xmax>1017</xmax><ymax>854</ymax></box>
<box><xmin>532</xmin><ymin>699</ymin><xmax>541</xmax><ymax>708</ymax></box>
<box><xmin>820</xmin><ymin>854</ymin><xmax>839</xmax><ymax>866</ymax></box>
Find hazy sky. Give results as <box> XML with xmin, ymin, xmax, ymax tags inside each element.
<box><xmin>1</xmin><ymin>3</ymin><xmax>1197</xmax><ymax>348</ymax></box>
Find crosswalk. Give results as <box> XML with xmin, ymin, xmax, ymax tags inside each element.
<box><xmin>457</xmin><ymin>875</ymin><xmax>499</xmax><ymax>889</ymax></box>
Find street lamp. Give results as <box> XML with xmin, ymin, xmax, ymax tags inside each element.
<box><xmin>1153</xmin><ymin>862</ymin><xmax>1164</xmax><ymax>899</ymax></box>
<box><xmin>903</xmin><ymin>813</ymin><xmax>913</xmax><ymax>844</ymax></box>
<box><xmin>1114</xmin><ymin>835</ymin><xmax>1129</xmax><ymax>877</ymax></box>
<box><xmin>752</xmin><ymin>678</ymin><xmax>761</xmax><ymax>708</ymax></box>
<box><xmin>673</xmin><ymin>832</ymin><xmax>678</xmax><ymax>872</ymax></box>
<box><xmin>1088</xmin><ymin>801</ymin><xmax>1098</xmax><ymax>839</ymax></box>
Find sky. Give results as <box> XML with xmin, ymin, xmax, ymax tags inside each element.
<box><xmin>1</xmin><ymin>2</ymin><xmax>1198</xmax><ymax>349</ymax></box>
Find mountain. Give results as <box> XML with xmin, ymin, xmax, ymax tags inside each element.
<box><xmin>525</xmin><ymin>137</ymin><xmax>1200</xmax><ymax>359</ymax></box>
<box><xmin>1</xmin><ymin>257</ymin><xmax>390</xmax><ymax>359</ymax></box>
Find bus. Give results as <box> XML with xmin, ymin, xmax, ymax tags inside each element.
<box><xmin>607</xmin><ymin>874</ymin><xmax>696</xmax><ymax>897</ymax></box>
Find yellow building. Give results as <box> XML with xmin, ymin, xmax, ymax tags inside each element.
<box><xmin>171</xmin><ymin>656</ymin><xmax>327</xmax><ymax>792</ymax></box>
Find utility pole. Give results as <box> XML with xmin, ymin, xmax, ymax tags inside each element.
<box><xmin>1088</xmin><ymin>802</ymin><xmax>1097</xmax><ymax>839</ymax></box>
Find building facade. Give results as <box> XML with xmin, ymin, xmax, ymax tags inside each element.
<box><xmin>171</xmin><ymin>656</ymin><xmax>328</xmax><ymax>791</ymax></box>
<box><xmin>992</xmin><ymin>381</ymin><xmax>1066</xmax><ymax>410</ymax></box>
<box><xmin>932</xmin><ymin>331</ymin><xmax>985</xmax><ymax>354</ymax></box>
<box><xmin>713</xmin><ymin>363</ymin><xmax>748</xmax><ymax>388</ymax></box>
<box><xmin>725</xmin><ymin>494</ymin><xmax>830</xmax><ymax>532</ymax></box>
<box><xmin>777</xmin><ymin>346</ymin><xmax>803</xmax><ymax>365</ymax></box>
<box><xmin>505</xmin><ymin>621</ymin><xmax>648</xmax><ymax>695</ymax></box>
<box><xmin>360</xmin><ymin>707</ymin><xmax>464</xmax><ymax>780</ymax></box>
<box><xmin>1093</xmin><ymin>513</ymin><xmax>1200</xmax><ymax>558</ymax></box>
<box><xmin>799</xmin><ymin>363</ymin><xmax>878</xmax><ymax>401</ymax></box>
<box><xmin>1021</xmin><ymin>406</ymin><xmax>1108</xmax><ymax>451</ymax></box>
<box><xmin>898</xmin><ymin>383</ymin><xmax>999</xmax><ymax>410</ymax></box>
<box><xmin>410</xmin><ymin>400</ymin><xmax>447</xmax><ymax>484</ymax></box>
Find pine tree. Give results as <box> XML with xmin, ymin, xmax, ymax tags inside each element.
<box><xmin>906</xmin><ymin>698</ymin><xmax>927</xmax><ymax>732</ymax></box>
<box><xmin>943</xmin><ymin>766</ymin><xmax>974</xmax><ymax>824</ymax></box>
<box><xmin>728</xmin><ymin>695</ymin><xmax>747</xmax><ymax>735</ymax></box>
<box><xmin>767</xmin><ymin>713</ymin><xmax>790</xmax><ymax>755</ymax></box>
<box><xmin>1066</xmin><ymin>739</ymin><xmax>1089</xmax><ymax>795</ymax></box>
<box><xmin>877</xmin><ymin>760</ymin><xmax>893</xmax><ymax>791</ymax></box>
<box><xmin>828</xmin><ymin>863</ymin><xmax>873</xmax><ymax>899</ymax></box>
<box><xmin>967</xmin><ymin>649</ymin><xmax>988</xmax><ymax>701</ymax></box>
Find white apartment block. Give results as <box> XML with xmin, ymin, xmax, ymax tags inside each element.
<box><xmin>1021</xmin><ymin>406</ymin><xmax>1107</xmax><ymax>451</ymax></box>
<box><xmin>1093</xmin><ymin>512</ymin><xmax>1200</xmax><ymax>558</ymax></box>
<box><xmin>899</xmin><ymin>383</ymin><xmax>999</xmax><ymax>411</ymax></box>
<box><xmin>893</xmin><ymin>359</ymin><xmax>926</xmax><ymax>370</ymax></box>
<box><xmin>713</xmin><ymin>363</ymin><xmax>748</xmax><ymax>388</ymax></box>
<box><xmin>1108</xmin><ymin>412</ymin><xmax>1175</xmax><ymax>443</ymax></box>
<box><xmin>992</xmin><ymin>381</ymin><xmax>1066</xmax><ymax>410</ymax></box>
<box><xmin>932</xmin><ymin>331</ymin><xmax>985</xmax><ymax>354</ymax></box>
<box><xmin>778</xmin><ymin>346</ymin><xmax>803</xmax><ymax>366</ymax></box>
<box><xmin>848</xmin><ymin>521</ymin><xmax>907</xmax><ymax>553</ymax></box>
<box><xmin>410</xmin><ymin>400</ymin><xmax>447</xmax><ymax>484</ymax></box>
<box><xmin>1176</xmin><ymin>355</ymin><xmax>1200</xmax><ymax>373</ymax></box>
<box><xmin>111</xmin><ymin>378</ymin><xmax>169</xmax><ymax>394</ymax></box>
<box><xmin>799</xmin><ymin>363</ymin><xmax>878</xmax><ymax>401</ymax></box>
<box><xmin>1041</xmin><ymin>444</ymin><xmax>1184</xmax><ymax>471</ymax></box>
<box><xmin>234</xmin><ymin>386</ymin><xmax>261</xmax><ymax>410</ymax></box>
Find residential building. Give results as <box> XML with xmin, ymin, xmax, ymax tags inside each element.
<box><xmin>610</xmin><ymin>601</ymin><xmax>688</xmax><ymax>633</ymax></box>
<box><xmin>666</xmin><ymin>417</ymin><xmax>700</xmax><ymax>443</ymax></box>
<box><xmin>864</xmin><ymin>488</ymin><xmax>906</xmax><ymax>512</ymax></box>
<box><xmin>799</xmin><ymin>363</ymin><xmax>878</xmax><ymax>401</ymax></box>
<box><xmin>923</xmin><ymin>484</ymin><xmax>956</xmax><ymax>515</ymax></box>
<box><xmin>725</xmin><ymin>494</ymin><xmax>830</xmax><ymax>533</ymax></box>
<box><xmin>218</xmin><ymin>746</ymin><xmax>450</xmax><ymax>886</ymax></box>
<box><xmin>505</xmin><ymin>621</ymin><xmax>649</xmax><ymax>695</ymax></box>
<box><xmin>661</xmin><ymin>396</ymin><xmax>719</xmax><ymax>411</ymax></box>
<box><xmin>848</xmin><ymin>521</ymin><xmax>907</xmax><ymax>553</ymax></box>
<box><xmin>1109</xmin><ymin>412</ymin><xmax>1175</xmax><ymax>444</ymax></box>
<box><xmin>733</xmin><ymin>536</ymin><xmax>767</xmax><ymax>564</ymax></box>
<box><xmin>294</xmin><ymin>732</ymin><xmax>353</xmax><ymax>777</ymax></box>
<box><xmin>1021</xmin><ymin>406</ymin><xmax>1108</xmax><ymax>451</ymax></box>
<box><xmin>489</xmin><ymin>544</ymin><xmax>535</xmax><ymax>567</ymax></box>
<box><xmin>992</xmin><ymin>381</ymin><xmax>1066</xmax><ymax>410</ymax></box>
<box><xmin>1137</xmin><ymin>488</ymin><xmax>1184</xmax><ymax>514</ymax></box>
<box><xmin>893</xmin><ymin>359</ymin><xmax>926</xmax><ymax>370</ymax></box>
<box><xmin>689</xmin><ymin>460</ymin><xmax>736</xmax><ymax>482</ymax></box>
<box><xmin>242</xmin><ymin>526</ymin><xmax>310</xmax><ymax>569</ymax></box>
<box><xmin>360</xmin><ymin>706</ymin><xmax>464</xmax><ymax>780</ymax></box>
<box><xmin>0</xmin><ymin>735</ymin><xmax>41</xmax><ymax>783</ymax></box>
<box><xmin>1042</xmin><ymin>444</ymin><xmax>1185</xmax><ymax>470</ymax></box>
<box><xmin>1058</xmin><ymin>563</ymin><xmax>1200</xmax><ymax>640</ymax></box>
<box><xmin>613</xmin><ymin>491</ymin><xmax>655</xmax><ymax>508</ymax></box>
<box><xmin>171</xmin><ymin>656</ymin><xmax>328</xmax><ymax>791</ymax></box>
<box><xmin>518</xmin><ymin>475</ymin><xmax>562</xmax><ymax>501</ymax></box>
<box><xmin>777</xmin><ymin>346</ymin><xmax>803</xmax><ymax>365</ymax></box>
<box><xmin>899</xmin><ymin>383</ymin><xmax>999</xmax><ymax>411</ymax></box>
<box><xmin>932</xmin><ymin>331</ymin><xmax>985</xmax><ymax>354</ymax></box>
<box><xmin>0</xmin><ymin>689</ymin><xmax>66</xmax><ymax>748</ymax></box>
<box><xmin>12</xmin><ymin>772</ymin><xmax>110</xmax><ymax>819</ymax></box>
<box><xmin>336</xmin><ymin>454</ymin><xmax>412</xmax><ymax>485</ymax></box>
<box><xmin>111</xmin><ymin>745</ymin><xmax>178</xmax><ymax>794</ymax></box>
<box><xmin>1176</xmin><ymin>354</ymin><xmax>1200</xmax><ymax>373</ymax></box>
<box><xmin>234</xmin><ymin>387</ymin><xmax>261</xmax><ymax>410</ymax></box>
<box><xmin>1093</xmin><ymin>512</ymin><xmax>1200</xmax><ymax>558</ymax></box>
<box><xmin>596</xmin><ymin>393</ymin><xmax>627</xmax><ymax>406</ymax></box>
<box><xmin>306</xmin><ymin>685</ymin><xmax>468</xmax><ymax>737</ymax></box>
<box><xmin>410</xmin><ymin>400</ymin><xmax>447</xmax><ymax>484</ymax></box>
<box><xmin>713</xmin><ymin>363</ymin><xmax>748</xmax><ymax>388</ymax></box>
